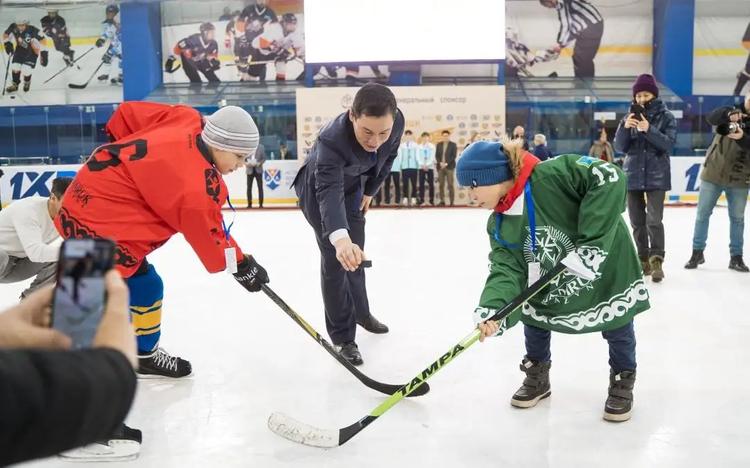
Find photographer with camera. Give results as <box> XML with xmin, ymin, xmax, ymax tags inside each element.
<box><xmin>684</xmin><ymin>94</ymin><xmax>750</xmax><ymax>272</ymax></box>
<box><xmin>615</xmin><ymin>74</ymin><xmax>677</xmax><ymax>283</ymax></box>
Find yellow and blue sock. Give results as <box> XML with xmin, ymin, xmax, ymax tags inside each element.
<box><xmin>127</xmin><ymin>263</ymin><xmax>163</xmax><ymax>355</ymax></box>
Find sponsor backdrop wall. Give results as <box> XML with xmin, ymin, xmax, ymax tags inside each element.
<box><xmin>296</xmin><ymin>85</ymin><xmax>506</xmax><ymax>205</ymax></box>
<box><xmin>505</xmin><ymin>0</ymin><xmax>652</xmax><ymax>79</ymax></box>
<box><xmin>693</xmin><ymin>0</ymin><xmax>750</xmax><ymax>95</ymax></box>
<box><xmin>0</xmin><ymin>4</ymin><xmax>123</xmax><ymax>106</ymax></box>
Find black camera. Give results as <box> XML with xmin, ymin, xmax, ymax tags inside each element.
<box><xmin>717</xmin><ymin>120</ymin><xmax>745</xmax><ymax>136</ymax></box>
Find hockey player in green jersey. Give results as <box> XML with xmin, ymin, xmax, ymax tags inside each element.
<box><xmin>457</xmin><ymin>139</ymin><xmax>649</xmax><ymax>422</ymax></box>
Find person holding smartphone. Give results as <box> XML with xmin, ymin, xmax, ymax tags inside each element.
<box><xmin>614</xmin><ymin>74</ymin><xmax>677</xmax><ymax>282</ymax></box>
<box><xmin>0</xmin><ymin>269</ymin><xmax>138</xmax><ymax>465</ymax></box>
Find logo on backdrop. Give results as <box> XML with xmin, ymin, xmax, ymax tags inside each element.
<box><xmin>9</xmin><ymin>170</ymin><xmax>78</xmax><ymax>199</ymax></box>
<box><xmin>264</xmin><ymin>168</ymin><xmax>282</xmax><ymax>190</ymax></box>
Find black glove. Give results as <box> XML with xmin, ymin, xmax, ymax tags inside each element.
<box><xmin>95</xmin><ymin>38</ymin><xmax>105</xmax><ymax>47</ymax></box>
<box><xmin>233</xmin><ymin>255</ymin><xmax>269</xmax><ymax>292</ymax></box>
<box><xmin>164</xmin><ymin>55</ymin><xmax>176</xmax><ymax>73</ymax></box>
<box><xmin>209</xmin><ymin>58</ymin><xmax>221</xmax><ymax>71</ymax></box>
<box><xmin>4</xmin><ymin>41</ymin><xmax>13</xmax><ymax>55</ymax></box>
<box><xmin>40</xmin><ymin>50</ymin><xmax>48</xmax><ymax>67</ymax></box>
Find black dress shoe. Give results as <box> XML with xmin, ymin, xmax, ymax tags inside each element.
<box><xmin>357</xmin><ymin>314</ymin><xmax>389</xmax><ymax>334</ymax></box>
<box><xmin>336</xmin><ymin>341</ymin><xmax>363</xmax><ymax>366</ymax></box>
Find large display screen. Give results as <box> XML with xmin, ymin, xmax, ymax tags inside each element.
<box><xmin>304</xmin><ymin>0</ymin><xmax>505</xmax><ymax>63</ymax></box>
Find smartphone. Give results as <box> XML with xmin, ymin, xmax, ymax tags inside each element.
<box><xmin>51</xmin><ymin>239</ymin><xmax>115</xmax><ymax>349</ymax></box>
<box><xmin>629</xmin><ymin>104</ymin><xmax>645</xmax><ymax>121</ymax></box>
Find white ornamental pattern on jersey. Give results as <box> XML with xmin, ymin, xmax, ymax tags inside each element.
<box><xmin>522</xmin><ymin>225</ymin><xmax>607</xmax><ymax>305</ymax></box>
<box><xmin>522</xmin><ymin>280</ymin><xmax>649</xmax><ymax>332</ymax></box>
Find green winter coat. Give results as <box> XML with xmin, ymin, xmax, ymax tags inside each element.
<box><xmin>479</xmin><ymin>154</ymin><xmax>650</xmax><ymax>335</ymax></box>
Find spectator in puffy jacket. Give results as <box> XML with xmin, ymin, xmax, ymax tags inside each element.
<box><xmin>614</xmin><ymin>73</ymin><xmax>676</xmax><ymax>283</ymax></box>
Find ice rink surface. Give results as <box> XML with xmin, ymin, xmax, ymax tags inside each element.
<box><xmin>5</xmin><ymin>205</ymin><xmax>749</xmax><ymax>468</ymax></box>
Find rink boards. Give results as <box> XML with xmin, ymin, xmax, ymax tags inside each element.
<box><xmin>0</xmin><ymin>157</ymin><xmax>746</xmax><ymax>208</ymax></box>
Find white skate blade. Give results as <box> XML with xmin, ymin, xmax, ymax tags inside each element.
<box><xmin>561</xmin><ymin>252</ymin><xmax>596</xmax><ymax>281</ymax></box>
<box><xmin>59</xmin><ymin>440</ymin><xmax>140</xmax><ymax>462</ymax></box>
<box><xmin>268</xmin><ymin>412</ymin><xmax>338</xmax><ymax>448</ymax></box>
<box><xmin>136</xmin><ymin>371</ymin><xmax>194</xmax><ymax>380</ymax></box>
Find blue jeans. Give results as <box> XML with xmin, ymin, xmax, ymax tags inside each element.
<box><xmin>691</xmin><ymin>180</ymin><xmax>749</xmax><ymax>256</ymax></box>
<box><xmin>524</xmin><ymin>321</ymin><xmax>637</xmax><ymax>373</ymax></box>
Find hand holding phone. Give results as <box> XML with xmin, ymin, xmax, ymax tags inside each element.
<box><xmin>629</xmin><ymin>104</ymin><xmax>645</xmax><ymax>121</ymax></box>
<box><xmin>51</xmin><ymin>239</ymin><xmax>115</xmax><ymax>349</ymax></box>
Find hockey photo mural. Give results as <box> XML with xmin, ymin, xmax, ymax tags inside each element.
<box><xmin>0</xmin><ymin>2</ymin><xmax>123</xmax><ymax>106</ymax></box>
<box><xmin>692</xmin><ymin>0</ymin><xmax>750</xmax><ymax>95</ymax></box>
<box><xmin>161</xmin><ymin>0</ymin><xmax>304</xmax><ymax>84</ymax></box>
<box><xmin>505</xmin><ymin>0</ymin><xmax>653</xmax><ymax>79</ymax></box>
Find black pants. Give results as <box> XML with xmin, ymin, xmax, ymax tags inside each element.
<box><xmin>248</xmin><ymin>48</ymin><xmax>269</xmax><ymax>80</ymax></box>
<box><xmin>572</xmin><ymin>21</ymin><xmax>603</xmax><ymax>78</ymax></box>
<box><xmin>384</xmin><ymin>172</ymin><xmax>401</xmax><ymax>204</ymax></box>
<box><xmin>247</xmin><ymin>172</ymin><xmax>263</xmax><ymax>207</ymax></box>
<box><xmin>181</xmin><ymin>54</ymin><xmax>220</xmax><ymax>83</ymax></box>
<box><xmin>418</xmin><ymin>169</ymin><xmax>434</xmax><ymax>204</ymax></box>
<box><xmin>627</xmin><ymin>190</ymin><xmax>666</xmax><ymax>259</ymax></box>
<box><xmin>401</xmin><ymin>169</ymin><xmax>418</xmax><ymax>201</ymax></box>
<box><xmin>296</xmin><ymin>179</ymin><xmax>372</xmax><ymax>344</ymax></box>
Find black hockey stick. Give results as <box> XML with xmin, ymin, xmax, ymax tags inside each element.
<box><xmin>68</xmin><ymin>59</ymin><xmax>105</xmax><ymax>90</ymax></box>
<box><xmin>267</xmin><ymin>253</ymin><xmax>595</xmax><ymax>448</ymax></box>
<box><xmin>261</xmin><ymin>263</ymin><xmax>430</xmax><ymax>399</ymax></box>
<box><xmin>44</xmin><ymin>46</ymin><xmax>95</xmax><ymax>84</ymax></box>
<box><xmin>1</xmin><ymin>52</ymin><xmax>12</xmax><ymax>96</ymax></box>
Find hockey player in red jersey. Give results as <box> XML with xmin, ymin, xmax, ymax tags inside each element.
<box><xmin>56</xmin><ymin>102</ymin><xmax>269</xmax><ymax>380</ymax></box>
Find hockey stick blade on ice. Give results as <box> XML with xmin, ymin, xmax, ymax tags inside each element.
<box><xmin>68</xmin><ymin>59</ymin><xmax>105</xmax><ymax>89</ymax></box>
<box><xmin>268</xmin><ymin>253</ymin><xmax>594</xmax><ymax>448</ymax></box>
<box><xmin>261</xmin><ymin>271</ymin><xmax>429</xmax><ymax>399</ymax></box>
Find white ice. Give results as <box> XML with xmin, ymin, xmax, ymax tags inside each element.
<box><xmin>4</xmin><ymin>205</ymin><xmax>750</xmax><ymax>468</ymax></box>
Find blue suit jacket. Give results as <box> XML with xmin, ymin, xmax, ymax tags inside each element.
<box><xmin>296</xmin><ymin>109</ymin><xmax>405</xmax><ymax>238</ymax></box>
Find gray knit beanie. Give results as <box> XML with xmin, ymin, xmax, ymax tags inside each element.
<box><xmin>201</xmin><ymin>106</ymin><xmax>259</xmax><ymax>156</ymax></box>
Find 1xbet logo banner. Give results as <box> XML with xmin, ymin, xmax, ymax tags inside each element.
<box><xmin>9</xmin><ymin>170</ymin><xmax>78</xmax><ymax>199</ymax></box>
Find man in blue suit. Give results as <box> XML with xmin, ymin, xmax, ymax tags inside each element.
<box><xmin>294</xmin><ymin>83</ymin><xmax>404</xmax><ymax>365</ymax></box>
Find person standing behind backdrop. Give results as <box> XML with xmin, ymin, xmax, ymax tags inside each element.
<box><xmin>246</xmin><ymin>142</ymin><xmax>266</xmax><ymax>208</ymax></box>
<box><xmin>417</xmin><ymin>132</ymin><xmax>436</xmax><ymax>206</ymax></box>
<box><xmin>614</xmin><ymin>74</ymin><xmax>676</xmax><ymax>283</ymax></box>
<box><xmin>399</xmin><ymin>130</ymin><xmax>419</xmax><ymax>207</ymax></box>
<box><xmin>435</xmin><ymin>130</ymin><xmax>457</xmax><ymax>206</ymax></box>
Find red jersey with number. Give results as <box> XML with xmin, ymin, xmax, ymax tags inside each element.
<box><xmin>55</xmin><ymin>101</ymin><xmax>243</xmax><ymax>278</ymax></box>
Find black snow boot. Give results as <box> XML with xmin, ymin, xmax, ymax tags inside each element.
<box><xmin>510</xmin><ymin>357</ymin><xmax>551</xmax><ymax>408</ymax></box>
<box><xmin>684</xmin><ymin>250</ymin><xmax>705</xmax><ymax>269</ymax></box>
<box><xmin>604</xmin><ymin>370</ymin><xmax>636</xmax><ymax>422</ymax></box>
<box><xmin>729</xmin><ymin>255</ymin><xmax>750</xmax><ymax>272</ymax></box>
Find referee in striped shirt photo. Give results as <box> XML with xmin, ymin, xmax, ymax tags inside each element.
<box><xmin>541</xmin><ymin>0</ymin><xmax>604</xmax><ymax>78</ymax></box>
